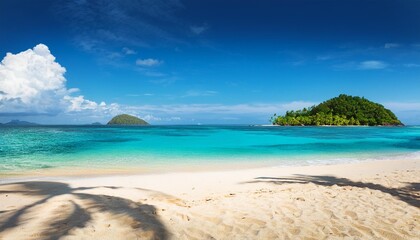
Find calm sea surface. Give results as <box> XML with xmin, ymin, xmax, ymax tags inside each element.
<box><xmin>1</xmin><ymin>125</ymin><xmax>419</xmax><ymax>174</ymax></box>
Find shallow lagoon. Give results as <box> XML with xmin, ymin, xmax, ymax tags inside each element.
<box><xmin>1</xmin><ymin>125</ymin><xmax>419</xmax><ymax>174</ymax></box>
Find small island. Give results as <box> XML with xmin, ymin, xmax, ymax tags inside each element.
<box><xmin>107</xmin><ymin>114</ymin><xmax>149</xmax><ymax>125</ymax></box>
<box><xmin>271</xmin><ymin>94</ymin><xmax>403</xmax><ymax>126</ymax></box>
<box><xmin>3</xmin><ymin>120</ymin><xmax>39</xmax><ymax>126</ymax></box>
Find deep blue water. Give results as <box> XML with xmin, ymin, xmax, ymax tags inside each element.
<box><xmin>0</xmin><ymin>125</ymin><xmax>419</xmax><ymax>174</ymax></box>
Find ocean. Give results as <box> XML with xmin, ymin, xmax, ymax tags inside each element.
<box><xmin>1</xmin><ymin>125</ymin><xmax>419</xmax><ymax>175</ymax></box>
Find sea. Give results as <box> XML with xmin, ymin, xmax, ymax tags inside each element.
<box><xmin>1</xmin><ymin>125</ymin><xmax>419</xmax><ymax>175</ymax></box>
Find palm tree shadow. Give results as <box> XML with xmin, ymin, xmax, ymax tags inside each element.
<box><xmin>41</xmin><ymin>200</ymin><xmax>91</xmax><ymax>240</ymax></box>
<box><xmin>0</xmin><ymin>181</ymin><xmax>168</xmax><ymax>240</ymax></box>
<box><xmin>75</xmin><ymin>193</ymin><xmax>167</xmax><ymax>239</ymax></box>
<box><xmin>243</xmin><ymin>175</ymin><xmax>419</xmax><ymax>208</ymax></box>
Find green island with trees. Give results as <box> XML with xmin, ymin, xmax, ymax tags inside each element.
<box><xmin>107</xmin><ymin>114</ymin><xmax>149</xmax><ymax>125</ymax></box>
<box><xmin>271</xmin><ymin>94</ymin><xmax>403</xmax><ymax>126</ymax></box>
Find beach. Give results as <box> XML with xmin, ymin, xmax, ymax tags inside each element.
<box><xmin>1</xmin><ymin>159</ymin><xmax>419</xmax><ymax>239</ymax></box>
<box><xmin>2</xmin><ymin>1</ymin><xmax>420</xmax><ymax>239</ymax></box>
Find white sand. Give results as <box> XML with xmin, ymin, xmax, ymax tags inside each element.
<box><xmin>1</xmin><ymin>159</ymin><xmax>419</xmax><ymax>239</ymax></box>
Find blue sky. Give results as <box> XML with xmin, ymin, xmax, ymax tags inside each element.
<box><xmin>0</xmin><ymin>0</ymin><xmax>420</xmax><ymax>124</ymax></box>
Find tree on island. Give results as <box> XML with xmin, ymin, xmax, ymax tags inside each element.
<box><xmin>271</xmin><ymin>94</ymin><xmax>402</xmax><ymax>126</ymax></box>
<box><xmin>107</xmin><ymin>114</ymin><xmax>149</xmax><ymax>125</ymax></box>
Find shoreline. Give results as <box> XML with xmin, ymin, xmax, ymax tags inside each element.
<box><xmin>1</xmin><ymin>158</ymin><xmax>419</xmax><ymax>239</ymax></box>
<box><xmin>1</xmin><ymin>158</ymin><xmax>419</xmax><ymax>194</ymax></box>
<box><xmin>1</xmin><ymin>155</ymin><xmax>419</xmax><ymax>182</ymax></box>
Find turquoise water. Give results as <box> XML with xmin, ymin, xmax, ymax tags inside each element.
<box><xmin>0</xmin><ymin>125</ymin><xmax>419</xmax><ymax>174</ymax></box>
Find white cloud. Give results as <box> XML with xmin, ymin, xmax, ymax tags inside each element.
<box><xmin>358</xmin><ymin>60</ymin><xmax>388</xmax><ymax>70</ymax></box>
<box><xmin>107</xmin><ymin>52</ymin><xmax>123</xmax><ymax>60</ymax></box>
<box><xmin>118</xmin><ymin>101</ymin><xmax>420</xmax><ymax>124</ymax></box>
<box><xmin>136</xmin><ymin>58</ymin><xmax>162</xmax><ymax>67</ymax></box>
<box><xmin>122</xmin><ymin>47</ymin><xmax>136</xmax><ymax>55</ymax></box>
<box><xmin>403</xmin><ymin>63</ymin><xmax>420</xmax><ymax>68</ymax></box>
<box><xmin>123</xmin><ymin>101</ymin><xmax>316</xmax><ymax>115</ymax></box>
<box><xmin>316</xmin><ymin>55</ymin><xmax>333</xmax><ymax>61</ymax></box>
<box><xmin>183</xmin><ymin>90</ymin><xmax>218</xmax><ymax>97</ymax></box>
<box><xmin>144</xmin><ymin>71</ymin><xmax>166</xmax><ymax>77</ymax></box>
<box><xmin>140</xmin><ymin>114</ymin><xmax>182</xmax><ymax>122</ymax></box>
<box><xmin>142</xmin><ymin>114</ymin><xmax>161</xmax><ymax>121</ymax></box>
<box><xmin>190</xmin><ymin>25</ymin><xmax>208</xmax><ymax>35</ymax></box>
<box><xmin>61</xmin><ymin>0</ymin><xmax>185</xmax><ymax>53</ymax></box>
<box><xmin>383</xmin><ymin>102</ymin><xmax>420</xmax><ymax>125</ymax></box>
<box><xmin>0</xmin><ymin>44</ymin><xmax>322</xmax><ymax>124</ymax></box>
<box><xmin>384</xmin><ymin>43</ymin><xmax>400</xmax><ymax>49</ymax></box>
<box><xmin>149</xmin><ymin>76</ymin><xmax>178</xmax><ymax>86</ymax></box>
<box><xmin>126</xmin><ymin>93</ymin><xmax>154</xmax><ymax>97</ymax></box>
<box><xmin>334</xmin><ymin>60</ymin><xmax>389</xmax><ymax>71</ymax></box>
<box><xmin>0</xmin><ymin>44</ymin><xmax>119</xmax><ymax>117</ymax></box>
<box><xmin>383</xmin><ymin>102</ymin><xmax>420</xmax><ymax>111</ymax></box>
<box><xmin>0</xmin><ymin>44</ymin><xmax>66</xmax><ymax>105</ymax></box>
<box><xmin>64</xmin><ymin>95</ymin><xmax>101</xmax><ymax>112</ymax></box>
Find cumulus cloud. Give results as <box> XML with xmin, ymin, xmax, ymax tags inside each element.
<box><xmin>0</xmin><ymin>44</ymin><xmax>66</xmax><ymax>106</ymax></box>
<box><xmin>0</xmin><ymin>44</ymin><xmax>323</xmax><ymax>124</ymax></box>
<box><xmin>136</xmin><ymin>58</ymin><xmax>162</xmax><ymax>67</ymax></box>
<box><xmin>358</xmin><ymin>60</ymin><xmax>388</xmax><ymax>70</ymax></box>
<box><xmin>0</xmin><ymin>44</ymin><xmax>119</xmax><ymax>117</ymax></box>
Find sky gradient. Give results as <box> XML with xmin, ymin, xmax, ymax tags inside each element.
<box><xmin>1</xmin><ymin>0</ymin><xmax>420</xmax><ymax>124</ymax></box>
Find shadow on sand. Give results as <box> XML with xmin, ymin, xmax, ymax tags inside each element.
<box><xmin>0</xmin><ymin>181</ymin><xmax>168</xmax><ymax>240</ymax></box>
<box><xmin>243</xmin><ymin>174</ymin><xmax>419</xmax><ymax>208</ymax></box>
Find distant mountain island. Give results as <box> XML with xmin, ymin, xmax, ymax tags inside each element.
<box><xmin>3</xmin><ymin>120</ymin><xmax>39</xmax><ymax>126</ymax></box>
<box><xmin>271</xmin><ymin>94</ymin><xmax>403</xmax><ymax>126</ymax></box>
<box><xmin>107</xmin><ymin>114</ymin><xmax>149</xmax><ymax>125</ymax></box>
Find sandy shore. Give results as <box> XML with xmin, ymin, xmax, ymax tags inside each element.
<box><xmin>1</xmin><ymin>159</ymin><xmax>419</xmax><ymax>239</ymax></box>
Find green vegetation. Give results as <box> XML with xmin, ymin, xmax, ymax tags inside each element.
<box><xmin>107</xmin><ymin>114</ymin><xmax>149</xmax><ymax>125</ymax></box>
<box><xmin>271</xmin><ymin>94</ymin><xmax>402</xmax><ymax>126</ymax></box>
